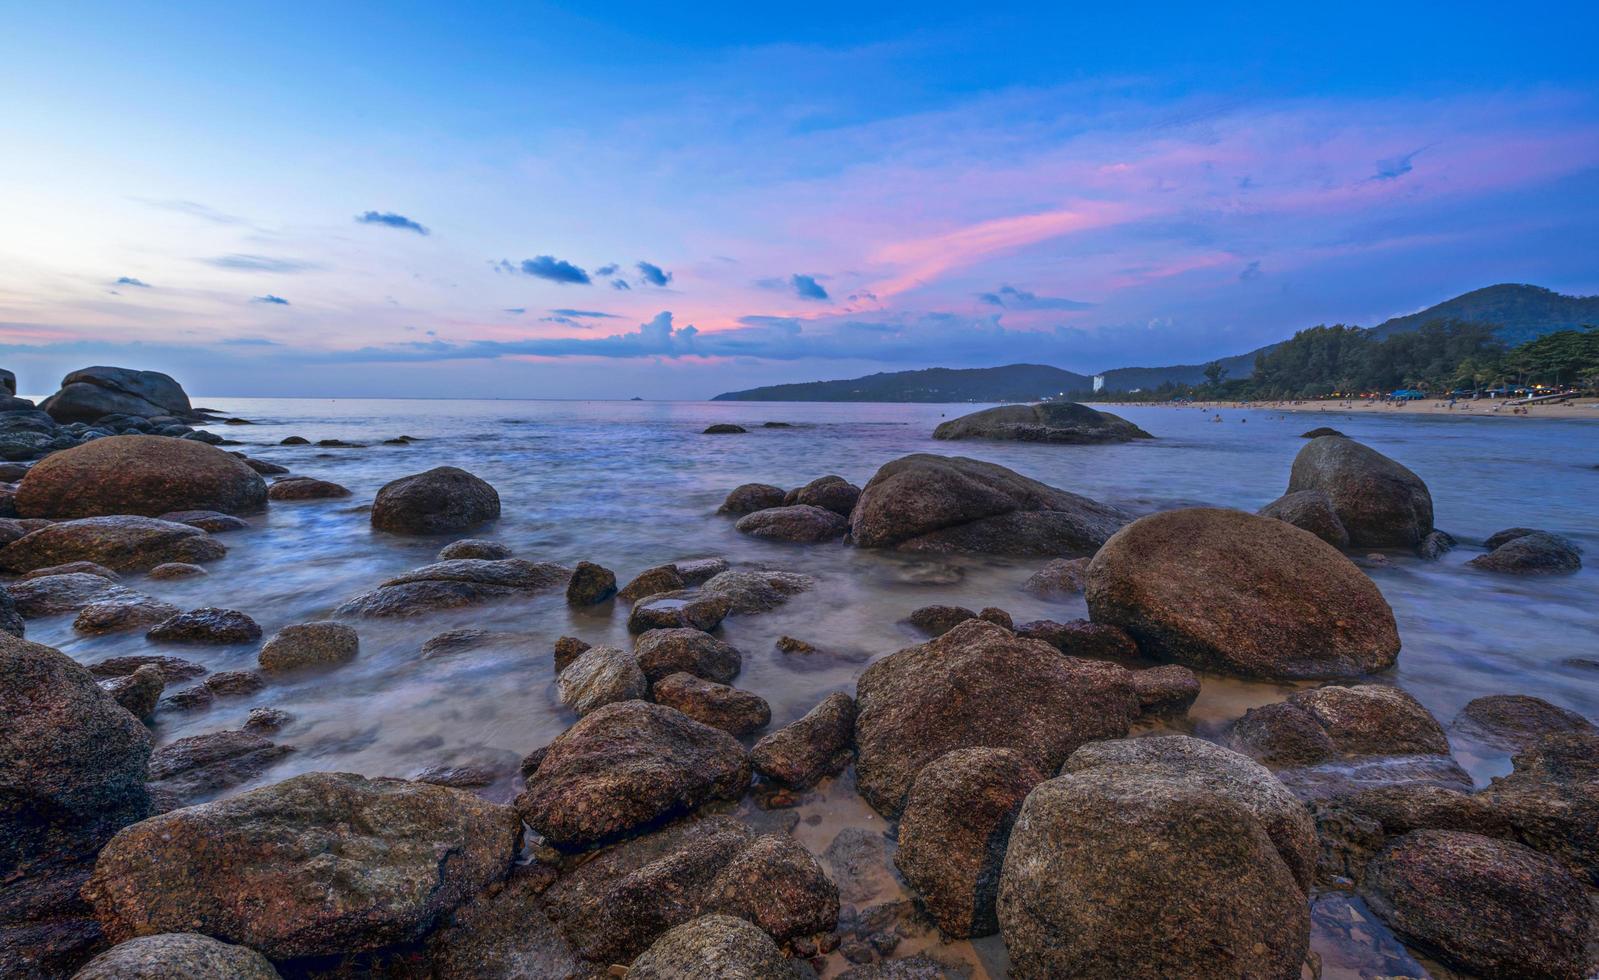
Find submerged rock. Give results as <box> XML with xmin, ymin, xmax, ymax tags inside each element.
<box><xmin>257</xmin><ymin>622</ymin><xmax>359</xmax><ymax>672</ymax></box>
<box><xmin>1452</xmin><ymin>694</ymin><xmax>1596</xmax><ymax>750</ymax></box>
<box><xmin>628</xmin><ymin>914</ymin><xmax>805</xmax><ymax>980</ymax></box>
<box><xmin>370</xmin><ymin>466</ymin><xmax>500</xmax><ymax>534</ymax></box>
<box><xmin>634</xmin><ymin>627</ymin><xmax>742</xmax><ymax>683</ymax></box>
<box><xmin>1086</xmin><ymin>507</ymin><xmax>1399</xmax><ymax>679</ymax></box>
<box><xmin>436</xmin><ymin>538</ymin><xmax>512</xmax><ymax>560</ymax></box>
<box><xmin>1</xmin><ymin>633</ymin><xmax>152</xmax><ymax>877</ymax></box>
<box><xmin>703</xmin><ymin>423</ymin><xmax>747</xmax><ymax>434</ymax></box>
<box><xmin>335</xmin><ymin>558</ymin><xmax>570</xmax><ymax>617</ymax></box>
<box><xmin>628</xmin><ymin>590</ymin><xmax>732</xmax><ymax>633</ymax></box>
<box><xmin>148</xmin><ymin>562</ymin><xmax>206</xmax><ymax>580</ymax></box>
<box><xmin>718</xmin><ymin>483</ymin><xmax>786</xmax><ymax>515</ymax></box>
<box><xmin>15</xmin><ymin>435</ymin><xmax>266</xmax><ymax>518</ymax></box>
<box><xmin>146</xmin><ymin>607</ymin><xmax>261</xmax><ymax>645</ymax></box>
<box><xmin>1467</xmin><ymin>529</ymin><xmax>1582</xmax><ymax>574</ymax></box>
<box><xmin>699</xmin><ymin>568</ymin><xmax>813</xmax><ymax>613</ymax></box>
<box><xmin>933</xmin><ymin>402</ymin><xmax>1152</xmax><ymax>444</ymax></box>
<box><xmin>854</xmin><ymin>620</ymin><xmax>1137</xmax><ymax>817</ymax></box>
<box><xmin>905</xmin><ymin>604</ymin><xmax>978</xmax><ymax>637</ymax></box>
<box><xmin>851</xmin><ymin>454</ymin><xmax>1131</xmax><ymax>556</ymax></box>
<box><xmin>0</xmin><ymin>516</ymin><xmax>225</xmax><ymax>573</ymax></box>
<box><xmin>1360</xmin><ymin>830</ymin><xmax>1593</xmax><ymax>980</ymax></box>
<box><xmin>894</xmin><ymin>747</ymin><xmax>1045</xmax><ymax>938</ymax></box>
<box><xmin>8</xmin><ymin>572</ymin><xmax>123</xmax><ymax>617</ymax></box>
<box><xmin>750</xmin><ymin>692</ymin><xmax>857</xmax><ymax>789</ymax></box>
<box><xmin>1476</xmin><ymin>731</ymin><xmax>1599</xmax><ymax>884</ymax></box>
<box><xmin>84</xmin><ymin>772</ymin><xmax>519</xmax><ymax>959</ymax></box>
<box><xmin>265</xmin><ymin>476</ymin><xmax>351</xmax><ymax>501</ymax></box>
<box><xmin>998</xmin><ymin>739</ymin><xmax>1311</xmax><ymax>980</ymax></box>
<box><xmin>619</xmin><ymin>563</ymin><xmax>686</xmax><ymax>602</ymax></box>
<box><xmin>73</xmin><ymin>594</ymin><xmax>182</xmax><ymax>634</ymax></box>
<box><xmin>516</xmin><ymin>701</ymin><xmax>750</xmax><ymax>850</ymax></box>
<box><xmin>735</xmin><ymin>504</ymin><xmax>848</xmax><ymax>543</ymax></box>
<box><xmin>1285</xmin><ymin>435</ymin><xmax>1433</xmax><ymax>548</ymax></box>
<box><xmin>420</xmin><ymin>627</ymin><xmax>540</xmax><ymax>660</ymax></box>
<box><xmin>71</xmin><ymin>932</ymin><xmax>282</xmax><ymax>980</ymax></box>
<box><xmin>652</xmin><ymin>672</ymin><xmax>771</xmax><ymax>735</ymax></box>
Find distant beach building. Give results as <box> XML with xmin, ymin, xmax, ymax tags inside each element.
<box><xmin>1093</xmin><ymin>374</ymin><xmax>1105</xmax><ymax>392</ymax></box>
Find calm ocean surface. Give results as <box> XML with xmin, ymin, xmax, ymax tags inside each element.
<box><xmin>27</xmin><ymin>397</ymin><xmax>1599</xmax><ymax>976</ymax></box>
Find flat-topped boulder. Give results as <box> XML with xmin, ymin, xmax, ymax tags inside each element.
<box><xmin>0</xmin><ymin>516</ymin><xmax>225</xmax><ymax>573</ymax></box>
<box><xmin>334</xmin><ymin>558</ymin><xmax>570</xmax><ymax>617</ymax></box>
<box><xmin>933</xmin><ymin>401</ymin><xmax>1152</xmax><ymax>444</ymax></box>
<box><xmin>1285</xmin><ymin>435</ymin><xmax>1433</xmax><ymax>548</ymax></box>
<box><xmin>83</xmin><ymin>772</ymin><xmax>520</xmax><ymax>959</ymax></box>
<box><xmin>15</xmin><ymin>436</ymin><xmax>266</xmax><ymax>519</ymax></box>
<box><xmin>851</xmin><ymin>454</ymin><xmax>1131</xmax><ymax>557</ymax></box>
<box><xmin>854</xmin><ymin>619</ymin><xmax>1138</xmax><ymax>817</ymax></box>
<box><xmin>370</xmin><ymin>466</ymin><xmax>500</xmax><ymax>534</ymax></box>
<box><xmin>515</xmin><ymin>700</ymin><xmax>750</xmax><ymax>850</ymax></box>
<box><xmin>1086</xmin><ymin>507</ymin><xmax>1399</xmax><ymax>679</ymax></box>
<box><xmin>38</xmin><ymin>366</ymin><xmax>191</xmax><ymax>422</ymax></box>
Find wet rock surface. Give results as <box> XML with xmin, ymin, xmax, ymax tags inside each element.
<box><xmin>515</xmin><ymin>701</ymin><xmax>751</xmax><ymax>850</ymax></box>
<box><xmin>257</xmin><ymin>622</ymin><xmax>359</xmax><ymax>672</ymax></box>
<box><xmin>785</xmin><ymin>474</ymin><xmax>862</xmax><ymax>516</ymax></box>
<box><xmin>627</xmin><ymin>914</ymin><xmax>805</xmax><ymax>979</ymax></box>
<box><xmin>1086</xmin><ymin>507</ymin><xmax>1400</xmax><ymax>679</ymax></box>
<box><xmin>628</xmin><ymin>590</ymin><xmax>732</xmax><ymax>633</ymax></box>
<box><xmin>652</xmin><ymin>672</ymin><xmax>771</xmax><ymax>735</ymax></box>
<box><xmin>565</xmin><ymin>560</ymin><xmax>617</xmax><ymax>605</ymax></box>
<box><xmin>854</xmin><ymin>620</ymin><xmax>1137</xmax><ymax>817</ymax></box>
<box><xmin>83</xmin><ymin>771</ymin><xmax>519</xmax><ymax>959</ymax></box>
<box><xmin>894</xmin><ymin>747</ymin><xmax>1045</xmax><ymax>938</ymax></box>
<box><xmin>436</xmin><ymin>537</ymin><xmax>513</xmax><ymax>560</ymax></box>
<box><xmin>370</xmin><ymin>466</ymin><xmax>500</xmax><ymax>534</ymax></box>
<box><xmin>9</xmin><ymin>572</ymin><xmax>124</xmax><ymax>617</ymax></box>
<box><xmin>156</xmin><ymin>510</ymin><xmax>249</xmax><ymax>533</ymax></box>
<box><xmin>718</xmin><ymin>483</ymin><xmax>787</xmax><ymax>515</ymax></box>
<box><xmin>750</xmin><ymin>692</ymin><xmax>856</xmax><ymax>789</ymax></box>
<box><xmin>1452</xmin><ymin>693</ymin><xmax>1595</xmax><ymax>750</ymax></box>
<box><xmin>1257</xmin><ymin>489</ymin><xmax>1349</xmax><ymax>548</ymax></box>
<box><xmin>72</xmin><ymin>594</ymin><xmax>181</xmax><ymax>634</ymax></box>
<box><xmin>851</xmin><ymin>454</ymin><xmax>1131</xmax><ymax>556</ymax></box>
<box><xmin>557</xmin><ymin>644</ymin><xmax>648</xmax><ymax>715</ymax></box>
<box><xmin>1467</xmin><ymin>528</ymin><xmax>1583</xmax><ymax>574</ymax></box>
<box><xmin>735</xmin><ymin>504</ymin><xmax>849</xmax><ymax>543</ymax></box>
<box><xmin>72</xmin><ymin>932</ymin><xmax>282</xmax><ymax>979</ymax></box>
<box><xmin>145</xmin><ymin>730</ymin><xmax>294</xmax><ymax>804</ymax></box>
<box><xmin>1285</xmin><ymin>435</ymin><xmax>1433</xmax><ymax>548</ymax></box>
<box><xmin>1021</xmin><ymin>556</ymin><xmax>1089</xmax><ymax>596</ymax></box>
<box><xmin>15</xmin><ymin>435</ymin><xmax>265</xmax><ymax>519</ymax></box>
<box><xmin>1476</xmin><ymin>731</ymin><xmax>1599</xmax><ymax>884</ymax></box>
<box><xmin>0</xmin><ymin>516</ymin><xmax>225</xmax><ymax>573</ymax></box>
<box><xmin>635</xmin><ymin>627</ymin><xmax>743</xmax><ymax>683</ymax></box>
<box><xmin>100</xmin><ymin>664</ymin><xmax>165</xmax><ymax>720</ymax></box>
<box><xmin>146</xmin><ymin>607</ymin><xmax>262</xmax><ymax>645</ymax></box>
<box><xmin>932</xmin><ymin>402</ymin><xmax>1152</xmax><ymax>444</ymax></box>
<box><xmin>265</xmin><ymin>476</ymin><xmax>351</xmax><ymax>500</ymax></box>
<box><xmin>335</xmin><ymin>557</ymin><xmax>571</xmax><ymax>617</ymax></box>
<box><xmin>1360</xmin><ymin>830</ymin><xmax>1594</xmax><ymax>980</ymax></box>
<box><xmin>699</xmin><ymin>568</ymin><xmax>813</xmax><ymax>613</ymax></box>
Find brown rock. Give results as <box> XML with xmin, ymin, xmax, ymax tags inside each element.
<box><xmin>265</xmin><ymin>476</ymin><xmax>350</xmax><ymax>501</ymax></box>
<box><xmin>750</xmin><ymin>692</ymin><xmax>856</xmax><ymax>789</ymax></box>
<box><xmin>635</xmin><ymin>628</ymin><xmax>742</xmax><ymax>684</ymax></box>
<box><xmin>71</xmin><ymin>933</ymin><xmax>282</xmax><ymax>980</ymax></box>
<box><xmin>627</xmin><ymin>590</ymin><xmax>732</xmax><ymax>634</ymax></box>
<box><xmin>1258</xmin><ymin>489</ymin><xmax>1350</xmax><ymax>548</ymax></box>
<box><xmin>1453</xmin><ymin>694</ymin><xmax>1596</xmax><ymax>750</ymax></box>
<box><xmin>146</xmin><ymin>607</ymin><xmax>261</xmax><ymax>645</ymax></box>
<box><xmin>1021</xmin><ymin>557</ymin><xmax>1089</xmax><ymax>596</ymax></box>
<box><xmin>566</xmin><ymin>560</ymin><xmax>617</xmax><ymax>605</ymax></box>
<box><xmin>653</xmin><ymin>673</ymin><xmax>771</xmax><ymax>735</ymax></box>
<box><xmin>557</xmin><ymin>645</ymin><xmax>648</xmax><ymax>716</ymax></box>
<box><xmin>1285</xmin><ymin>436</ymin><xmax>1433</xmax><ymax>548</ymax></box>
<box><xmin>717</xmin><ymin>483</ymin><xmax>786</xmax><ymax>515</ymax></box>
<box><xmin>370</xmin><ymin>466</ymin><xmax>500</xmax><ymax>534</ymax></box>
<box><xmin>257</xmin><ymin>622</ymin><xmax>358</xmax><ymax>672</ymax></box>
<box><xmin>0</xmin><ymin>516</ymin><xmax>225</xmax><ymax>574</ymax></box>
<box><xmin>734</xmin><ymin>504</ymin><xmax>848</xmax><ymax>543</ymax></box>
<box><xmin>1130</xmin><ymin>665</ymin><xmax>1200</xmax><ymax>716</ymax></box>
<box><xmin>15</xmin><ymin>436</ymin><xmax>266</xmax><ymax>519</ymax></box>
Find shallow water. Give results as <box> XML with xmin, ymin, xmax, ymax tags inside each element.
<box><xmin>28</xmin><ymin>398</ymin><xmax>1599</xmax><ymax>977</ymax></box>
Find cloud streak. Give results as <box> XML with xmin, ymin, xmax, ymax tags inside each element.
<box><xmin>636</xmin><ymin>261</ymin><xmax>671</xmax><ymax>286</ymax></box>
<box><xmin>204</xmin><ymin>254</ymin><xmax>319</xmax><ymax>273</ymax></box>
<box><xmin>356</xmin><ymin>210</ymin><xmax>429</xmax><ymax>234</ymax></box>
<box><xmin>978</xmin><ymin>285</ymin><xmax>1092</xmax><ymax>310</ymax></box>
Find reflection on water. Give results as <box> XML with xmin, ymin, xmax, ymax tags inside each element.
<box><xmin>27</xmin><ymin>397</ymin><xmax>1599</xmax><ymax>977</ymax></box>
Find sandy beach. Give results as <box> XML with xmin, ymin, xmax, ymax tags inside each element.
<box><xmin>1114</xmin><ymin>396</ymin><xmax>1599</xmax><ymax>420</ymax></box>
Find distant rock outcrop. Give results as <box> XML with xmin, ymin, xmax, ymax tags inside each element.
<box><xmin>933</xmin><ymin>402</ymin><xmax>1152</xmax><ymax>444</ymax></box>
<box><xmin>39</xmin><ymin>366</ymin><xmax>192</xmax><ymax>423</ymax></box>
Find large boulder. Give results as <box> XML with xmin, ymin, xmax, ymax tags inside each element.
<box><xmin>72</xmin><ymin>933</ymin><xmax>281</xmax><ymax>979</ymax></box>
<box><xmin>1361</xmin><ymin>830</ymin><xmax>1593</xmax><ymax>980</ymax></box>
<box><xmin>893</xmin><ymin>748</ymin><xmax>1045</xmax><ymax>938</ymax></box>
<box><xmin>853</xmin><ymin>619</ymin><xmax>1138</xmax><ymax>817</ymax></box>
<box><xmin>1285</xmin><ymin>436</ymin><xmax>1433</xmax><ymax>548</ymax></box>
<box><xmin>932</xmin><ymin>402</ymin><xmax>1152</xmax><ymax>444</ymax></box>
<box><xmin>1085</xmin><ymin>507</ymin><xmax>1399</xmax><ymax>679</ymax></box>
<box><xmin>515</xmin><ymin>701</ymin><xmax>751</xmax><ymax>849</ymax></box>
<box><xmin>0</xmin><ymin>517</ymin><xmax>225</xmax><ymax>574</ymax></box>
<box><xmin>1257</xmin><ymin>489</ymin><xmax>1349</xmax><ymax>548</ymax></box>
<box><xmin>39</xmin><ymin>367</ymin><xmax>191</xmax><ymax>423</ymax></box>
<box><xmin>997</xmin><ymin>742</ymin><xmax>1311</xmax><ymax>979</ymax></box>
<box><xmin>785</xmin><ymin>474</ymin><xmax>862</xmax><ymax>515</ymax></box>
<box><xmin>628</xmin><ymin>915</ymin><xmax>805</xmax><ymax>980</ymax></box>
<box><xmin>83</xmin><ymin>772</ymin><xmax>519</xmax><ymax>959</ymax></box>
<box><xmin>15</xmin><ymin>436</ymin><xmax>266</xmax><ymax>519</ymax></box>
<box><xmin>542</xmin><ymin>815</ymin><xmax>837</xmax><ymax>964</ymax></box>
<box><xmin>1</xmin><ymin>633</ymin><xmax>153</xmax><ymax>876</ymax></box>
<box><xmin>850</xmin><ymin>454</ymin><xmax>1131</xmax><ymax>556</ymax></box>
<box><xmin>334</xmin><ymin>558</ymin><xmax>570</xmax><ymax>617</ymax></box>
<box><xmin>370</xmin><ymin>466</ymin><xmax>500</xmax><ymax>534</ymax></box>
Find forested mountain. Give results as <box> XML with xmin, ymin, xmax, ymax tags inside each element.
<box><xmin>712</xmin><ymin>364</ymin><xmax>1092</xmax><ymax>402</ymax></box>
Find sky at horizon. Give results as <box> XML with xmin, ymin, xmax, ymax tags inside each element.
<box><xmin>3</xmin><ymin>1</ymin><xmax>1597</xmax><ymax>399</ymax></box>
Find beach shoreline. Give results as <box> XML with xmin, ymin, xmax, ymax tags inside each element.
<box><xmin>1098</xmin><ymin>396</ymin><xmax>1599</xmax><ymax>420</ymax></box>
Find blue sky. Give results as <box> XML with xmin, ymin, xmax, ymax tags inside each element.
<box><xmin>2</xmin><ymin>1</ymin><xmax>1596</xmax><ymax>398</ymax></box>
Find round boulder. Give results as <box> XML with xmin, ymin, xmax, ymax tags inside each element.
<box><xmin>734</xmin><ymin>504</ymin><xmax>848</xmax><ymax>543</ymax></box>
<box><xmin>1285</xmin><ymin>436</ymin><xmax>1433</xmax><ymax>548</ymax></box>
<box><xmin>72</xmin><ymin>933</ymin><xmax>282</xmax><ymax>980</ymax></box>
<box><xmin>628</xmin><ymin>915</ymin><xmax>804</xmax><ymax>980</ymax></box>
<box><xmin>933</xmin><ymin>401</ymin><xmax>1152</xmax><ymax>444</ymax></box>
<box><xmin>15</xmin><ymin>435</ymin><xmax>266</xmax><ymax>518</ymax></box>
<box><xmin>265</xmin><ymin>477</ymin><xmax>351</xmax><ymax>501</ymax></box>
<box><xmin>257</xmin><ymin>622</ymin><xmax>359</xmax><ymax>672</ymax></box>
<box><xmin>1361</xmin><ymin>830</ymin><xmax>1593</xmax><ymax>980</ymax></box>
<box><xmin>84</xmin><ymin>772</ymin><xmax>520</xmax><ymax>959</ymax></box>
<box><xmin>1085</xmin><ymin>507</ymin><xmax>1399</xmax><ymax>679</ymax></box>
<box><xmin>785</xmin><ymin>474</ymin><xmax>861</xmax><ymax>516</ymax></box>
<box><xmin>557</xmin><ymin>645</ymin><xmax>648</xmax><ymax>716</ymax></box>
<box><xmin>717</xmin><ymin>483</ymin><xmax>786</xmax><ymax>515</ymax></box>
<box><xmin>370</xmin><ymin>466</ymin><xmax>500</xmax><ymax>535</ymax></box>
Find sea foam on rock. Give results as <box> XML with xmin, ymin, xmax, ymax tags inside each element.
<box><xmin>1086</xmin><ymin>507</ymin><xmax>1399</xmax><ymax>679</ymax></box>
<box><xmin>850</xmin><ymin>454</ymin><xmax>1131</xmax><ymax>556</ymax></box>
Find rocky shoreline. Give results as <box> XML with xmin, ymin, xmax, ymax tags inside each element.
<box><xmin>1</xmin><ymin>371</ymin><xmax>1594</xmax><ymax>979</ymax></box>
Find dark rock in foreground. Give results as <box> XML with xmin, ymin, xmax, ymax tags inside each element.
<box><xmin>15</xmin><ymin>435</ymin><xmax>266</xmax><ymax>519</ymax></box>
<box><xmin>1086</xmin><ymin>507</ymin><xmax>1399</xmax><ymax>679</ymax></box>
<box><xmin>933</xmin><ymin>401</ymin><xmax>1152</xmax><ymax>444</ymax></box>
<box><xmin>84</xmin><ymin>772</ymin><xmax>519</xmax><ymax>959</ymax></box>
<box><xmin>515</xmin><ymin>700</ymin><xmax>751</xmax><ymax>850</ymax></box>
<box><xmin>854</xmin><ymin>619</ymin><xmax>1137</xmax><ymax>817</ymax></box>
<box><xmin>628</xmin><ymin>914</ymin><xmax>805</xmax><ymax>979</ymax></box>
<box><xmin>72</xmin><ymin>932</ymin><xmax>282</xmax><ymax>979</ymax></box>
<box><xmin>1360</xmin><ymin>830</ymin><xmax>1594</xmax><ymax>980</ymax></box>
<box><xmin>1286</xmin><ymin>435</ymin><xmax>1433</xmax><ymax>548</ymax></box>
<box><xmin>0</xmin><ymin>517</ymin><xmax>225</xmax><ymax>573</ymax></box>
<box><xmin>146</xmin><ymin>607</ymin><xmax>261</xmax><ymax>645</ymax></box>
<box><xmin>851</xmin><ymin>454</ymin><xmax>1130</xmax><ymax>556</ymax></box>
<box><xmin>370</xmin><ymin>465</ymin><xmax>500</xmax><ymax>534</ymax></box>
